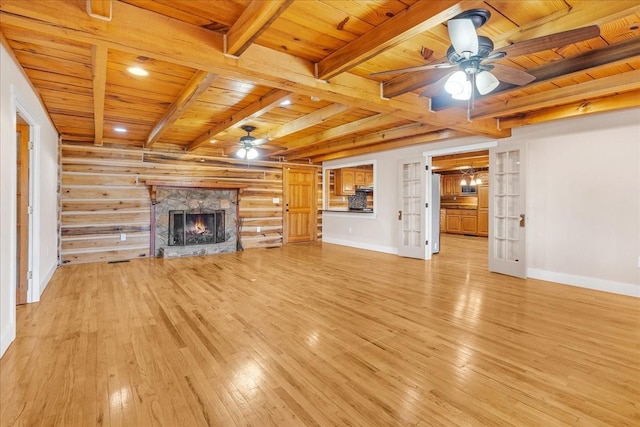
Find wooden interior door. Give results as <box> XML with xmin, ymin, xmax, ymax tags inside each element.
<box><xmin>16</xmin><ymin>123</ymin><xmax>30</xmax><ymax>305</ymax></box>
<box><xmin>489</xmin><ymin>143</ymin><xmax>527</xmax><ymax>278</ymax></box>
<box><xmin>284</xmin><ymin>166</ymin><xmax>317</xmax><ymax>243</ymax></box>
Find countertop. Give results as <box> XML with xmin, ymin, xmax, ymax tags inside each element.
<box><xmin>441</xmin><ymin>205</ymin><xmax>477</xmax><ymax>210</ymax></box>
<box><xmin>323</xmin><ymin>209</ymin><xmax>374</xmax><ymax>213</ymax></box>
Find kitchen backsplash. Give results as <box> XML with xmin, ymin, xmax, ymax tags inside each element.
<box><xmin>348</xmin><ymin>191</ymin><xmax>368</xmax><ymax>209</ymax></box>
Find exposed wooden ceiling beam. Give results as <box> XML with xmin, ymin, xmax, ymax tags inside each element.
<box><xmin>0</xmin><ymin>0</ymin><xmax>507</xmax><ymax>139</ymax></box>
<box><xmin>273</xmin><ymin>113</ymin><xmax>404</xmax><ymax>154</ymax></box>
<box><xmin>498</xmin><ymin>90</ymin><xmax>640</xmax><ymax>129</ymax></box>
<box><xmin>146</xmin><ymin>70</ymin><xmax>218</xmax><ymax>148</ymax></box>
<box><xmin>310</xmin><ymin>129</ymin><xmax>467</xmax><ymax>163</ymax></box>
<box><xmin>186</xmin><ymin>89</ymin><xmax>291</xmax><ymax>152</ymax></box>
<box><xmin>224</xmin><ymin>0</ymin><xmax>293</xmax><ymax>57</ymax></box>
<box><xmin>381</xmin><ymin>2</ymin><xmax>640</xmax><ymax>99</ymax></box>
<box><xmin>267</xmin><ymin>103</ymin><xmax>351</xmax><ymax>140</ymax></box>
<box><xmin>91</xmin><ymin>44</ymin><xmax>107</xmax><ymax>146</ymax></box>
<box><xmin>315</xmin><ymin>0</ymin><xmax>482</xmax><ymax>80</ymax></box>
<box><xmin>472</xmin><ymin>69</ymin><xmax>640</xmax><ymax>120</ymax></box>
<box><xmin>86</xmin><ymin>0</ymin><xmax>112</xmax><ymax>21</ymax></box>
<box><xmin>282</xmin><ymin>123</ymin><xmax>441</xmax><ymax>161</ymax></box>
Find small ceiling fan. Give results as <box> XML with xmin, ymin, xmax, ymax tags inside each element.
<box><xmin>236</xmin><ymin>125</ymin><xmax>267</xmax><ymax>159</ymax></box>
<box><xmin>371</xmin><ymin>9</ymin><xmax>600</xmax><ymax>100</ymax></box>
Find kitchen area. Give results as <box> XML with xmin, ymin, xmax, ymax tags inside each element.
<box><xmin>324</xmin><ymin>163</ymin><xmax>375</xmax><ymax>213</ymax></box>
<box><xmin>433</xmin><ymin>151</ymin><xmax>489</xmax><ymax>238</ymax></box>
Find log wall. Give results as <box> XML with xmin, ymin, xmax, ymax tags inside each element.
<box><xmin>60</xmin><ymin>144</ymin><xmax>319</xmax><ymax>264</ymax></box>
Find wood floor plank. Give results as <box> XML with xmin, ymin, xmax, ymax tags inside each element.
<box><xmin>1</xmin><ymin>234</ymin><xmax>639</xmax><ymax>426</ymax></box>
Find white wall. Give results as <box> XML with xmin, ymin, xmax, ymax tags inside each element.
<box><xmin>520</xmin><ymin>109</ymin><xmax>640</xmax><ymax>296</ymax></box>
<box><xmin>1</xmin><ymin>42</ymin><xmax>59</xmax><ymax>357</ymax></box>
<box><xmin>323</xmin><ymin>108</ymin><xmax>640</xmax><ymax>297</ymax></box>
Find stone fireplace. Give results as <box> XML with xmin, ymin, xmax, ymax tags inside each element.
<box><xmin>150</xmin><ymin>183</ymin><xmax>240</xmax><ymax>258</ymax></box>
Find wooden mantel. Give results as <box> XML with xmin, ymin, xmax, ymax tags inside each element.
<box><xmin>145</xmin><ymin>180</ymin><xmax>248</xmax><ymax>204</ymax></box>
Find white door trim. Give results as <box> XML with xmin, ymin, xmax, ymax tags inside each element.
<box><xmin>15</xmin><ymin>97</ymin><xmax>39</xmax><ymax>303</ymax></box>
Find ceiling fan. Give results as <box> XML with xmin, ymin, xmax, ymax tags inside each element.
<box><xmin>371</xmin><ymin>9</ymin><xmax>600</xmax><ymax>101</ymax></box>
<box><xmin>236</xmin><ymin>125</ymin><xmax>267</xmax><ymax>159</ymax></box>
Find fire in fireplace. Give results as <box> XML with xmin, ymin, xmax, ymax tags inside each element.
<box><xmin>168</xmin><ymin>210</ymin><xmax>226</xmax><ymax>246</ymax></box>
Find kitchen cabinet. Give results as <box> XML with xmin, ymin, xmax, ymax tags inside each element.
<box><xmin>354</xmin><ymin>169</ymin><xmax>374</xmax><ymax>186</ymax></box>
<box><xmin>365</xmin><ymin>170</ymin><xmax>373</xmax><ymax>185</ymax></box>
<box><xmin>334</xmin><ymin>169</ymin><xmax>355</xmax><ymax>195</ymax></box>
<box><xmin>440</xmin><ymin>209</ymin><xmax>446</xmax><ymax>232</ymax></box>
<box><xmin>442</xmin><ymin>175</ymin><xmax>461</xmax><ymax>196</ymax></box>
<box><xmin>461</xmin><ymin>214</ymin><xmax>478</xmax><ymax>234</ymax></box>
<box><xmin>477</xmin><ymin>184</ymin><xmax>489</xmax><ymax>236</ymax></box>
<box><xmin>445</xmin><ymin>210</ymin><xmax>462</xmax><ymax>233</ymax></box>
<box><xmin>445</xmin><ymin>209</ymin><xmax>477</xmax><ymax>235</ymax></box>
<box><xmin>477</xmin><ymin>211</ymin><xmax>488</xmax><ymax>236</ymax></box>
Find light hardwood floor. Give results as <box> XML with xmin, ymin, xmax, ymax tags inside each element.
<box><xmin>1</xmin><ymin>234</ymin><xmax>639</xmax><ymax>426</ymax></box>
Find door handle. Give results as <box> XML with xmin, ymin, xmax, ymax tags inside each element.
<box><xmin>398</xmin><ymin>210</ymin><xmax>402</xmax><ymax>221</ymax></box>
<box><xmin>519</xmin><ymin>214</ymin><xmax>525</xmax><ymax>227</ymax></box>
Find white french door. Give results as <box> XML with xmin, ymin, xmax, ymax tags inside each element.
<box><xmin>398</xmin><ymin>157</ymin><xmax>426</xmax><ymax>259</ymax></box>
<box><xmin>489</xmin><ymin>143</ymin><xmax>527</xmax><ymax>278</ymax></box>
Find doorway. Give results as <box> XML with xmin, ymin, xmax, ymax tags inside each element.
<box><xmin>427</xmin><ymin>141</ymin><xmax>527</xmax><ymax>279</ymax></box>
<box><xmin>16</xmin><ymin>118</ymin><xmax>31</xmax><ymax>305</ymax></box>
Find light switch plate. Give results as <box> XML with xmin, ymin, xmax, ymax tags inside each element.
<box><xmin>120</xmin><ymin>233</ymin><xmax>126</xmax><ymax>241</ymax></box>
<box><xmin>272</xmin><ymin>197</ymin><xmax>279</xmax><ymax>204</ymax></box>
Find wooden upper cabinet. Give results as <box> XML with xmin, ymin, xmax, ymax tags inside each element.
<box><xmin>365</xmin><ymin>170</ymin><xmax>373</xmax><ymax>186</ymax></box>
<box><xmin>335</xmin><ymin>169</ymin><xmax>355</xmax><ymax>195</ymax></box>
<box><xmin>442</xmin><ymin>175</ymin><xmax>460</xmax><ymax>196</ymax></box>
<box><xmin>354</xmin><ymin>170</ymin><xmax>367</xmax><ymax>185</ymax></box>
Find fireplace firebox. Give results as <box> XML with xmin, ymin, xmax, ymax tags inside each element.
<box><xmin>168</xmin><ymin>210</ymin><xmax>225</xmax><ymax>246</ymax></box>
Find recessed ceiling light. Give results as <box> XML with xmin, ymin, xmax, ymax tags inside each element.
<box><xmin>280</xmin><ymin>99</ymin><xmax>291</xmax><ymax>106</ymax></box>
<box><xmin>127</xmin><ymin>67</ymin><xmax>149</xmax><ymax>76</ymax></box>
<box><xmin>209</xmin><ymin>139</ymin><xmax>217</xmax><ymax>143</ymax></box>
<box><xmin>114</xmin><ymin>127</ymin><xmax>127</xmax><ymax>133</ymax></box>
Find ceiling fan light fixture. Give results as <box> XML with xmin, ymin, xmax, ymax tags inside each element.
<box><xmin>246</xmin><ymin>147</ymin><xmax>259</xmax><ymax>160</ymax></box>
<box><xmin>444</xmin><ymin>70</ymin><xmax>468</xmax><ymax>96</ymax></box>
<box><xmin>448</xmin><ymin>19</ymin><xmax>479</xmax><ymax>57</ymax></box>
<box><xmin>451</xmin><ymin>79</ymin><xmax>472</xmax><ymax>100</ymax></box>
<box><xmin>476</xmin><ymin>70</ymin><xmax>499</xmax><ymax>95</ymax></box>
<box><xmin>236</xmin><ymin>147</ymin><xmax>247</xmax><ymax>158</ymax></box>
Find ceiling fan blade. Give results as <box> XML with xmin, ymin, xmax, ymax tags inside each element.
<box><xmin>483</xmin><ymin>51</ymin><xmax>507</xmax><ymax>62</ymax></box>
<box><xmin>490</xmin><ymin>64</ymin><xmax>536</xmax><ymax>86</ymax></box>
<box><xmin>251</xmin><ymin>138</ymin><xmax>268</xmax><ymax>146</ymax></box>
<box><xmin>495</xmin><ymin>25</ymin><xmax>600</xmax><ymax>58</ymax></box>
<box><xmin>448</xmin><ymin>19</ymin><xmax>479</xmax><ymax>56</ymax></box>
<box><xmin>419</xmin><ymin>72</ymin><xmax>454</xmax><ymax>99</ymax></box>
<box><xmin>370</xmin><ymin>62</ymin><xmax>455</xmax><ymax>77</ymax></box>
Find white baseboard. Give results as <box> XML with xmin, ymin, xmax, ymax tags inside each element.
<box><xmin>528</xmin><ymin>268</ymin><xmax>640</xmax><ymax>298</ymax></box>
<box><xmin>1</xmin><ymin>324</ymin><xmax>16</xmax><ymax>358</ymax></box>
<box><xmin>322</xmin><ymin>237</ymin><xmax>398</xmax><ymax>255</ymax></box>
<box><xmin>39</xmin><ymin>262</ymin><xmax>57</xmax><ymax>298</ymax></box>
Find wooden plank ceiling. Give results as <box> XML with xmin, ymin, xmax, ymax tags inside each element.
<box><xmin>1</xmin><ymin>0</ymin><xmax>638</xmax><ymax>164</ymax></box>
